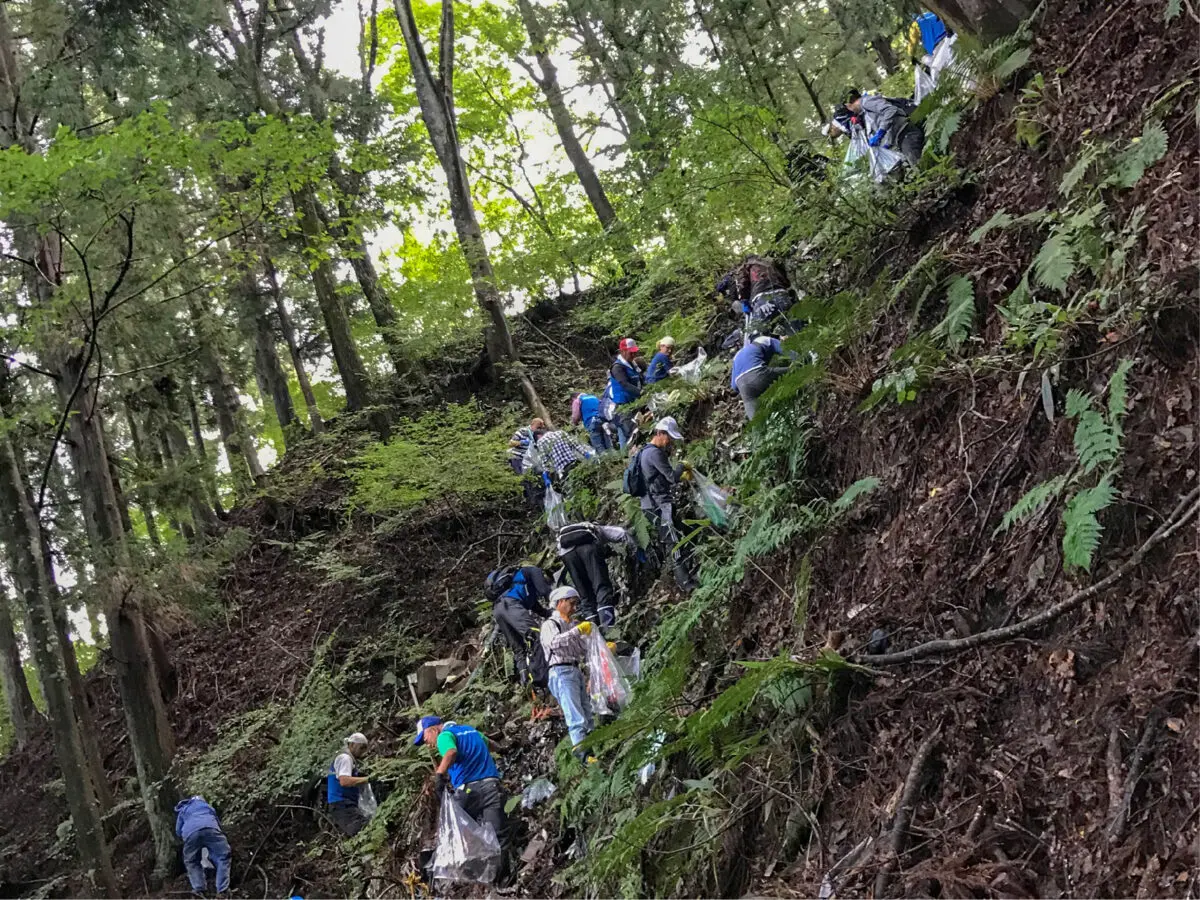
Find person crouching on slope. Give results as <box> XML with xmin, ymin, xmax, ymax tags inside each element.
<box><xmin>175</xmin><ymin>795</ymin><xmax>232</xmax><ymax>897</ymax></box>
<box><xmin>644</xmin><ymin>336</ymin><xmax>676</xmax><ymax>385</ymax></box>
<box><xmin>602</xmin><ymin>338</ymin><xmax>645</xmax><ymax>449</ymax></box>
<box><xmin>540</xmin><ymin>586</ymin><xmax>596</xmax><ymax>760</ymax></box>
<box><xmin>327</xmin><ymin>732</ymin><xmax>372</xmax><ymax>836</ymax></box>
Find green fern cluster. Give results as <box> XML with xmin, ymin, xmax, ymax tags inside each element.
<box><xmin>997</xmin><ymin>360</ymin><xmax>1133</xmax><ymax>569</ymax></box>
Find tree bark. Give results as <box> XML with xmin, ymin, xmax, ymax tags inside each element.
<box><xmin>185</xmin><ymin>382</ymin><xmax>226</xmax><ymax>519</ymax></box>
<box><xmin>923</xmin><ymin>0</ymin><xmax>1032</xmax><ymax>40</ymax></box>
<box><xmin>263</xmin><ymin>251</ymin><xmax>324</xmax><ymax>434</ymax></box>
<box><xmin>871</xmin><ymin>36</ymin><xmax>899</xmax><ymax>74</ymax></box>
<box><xmin>238</xmin><ymin>263</ymin><xmax>297</xmax><ymax>439</ymax></box>
<box><xmin>122</xmin><ymin>403</ymin><xmax>163</xmax><ymax>547</ymax></box>
<box><xmin>392</xmin><ymin>0</ymin><xmax>550</xmax><ymax>422</ymax></box>
<box><xmin>0</xmin><ymin>592</ymin><xmax>37</xmax><ymax>749</ymax></box>
<box><xmin>0</xmin><ymin>401</ymin><xmax>117</xmax><ymax>897</ymax></box>
<box><xmin>516</xmin><ymin>0</ymin><xmax>620</xmax><ymax>231</ymax></box>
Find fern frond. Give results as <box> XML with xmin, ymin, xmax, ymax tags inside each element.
<box><xmin>934</xmin><ymin>275</ymin><xmax>975</xmax><ymax>351</ymax></box>
<box><xmin>1064</xmin><ymin>388</ymin><xmax>1093</xmax><ymax>418</ymax></box>
<box><xmin>1062</xmin><ymin>477</ymin><xmax>1117</xmax><ymax>570</ymax></box>
<box><xmin>970</xmin><ymin>209</ymin><xmax>1013</xmax><ymax>243</ymax></box>
<box><xmin>992</xmin><ymin>46</ymin><xmax>1032</xmax><ymax>80</ymax></box>
<box><xmin>1107</xmin><ymin>358</ymin><xmax>1134</xmax><ymax>426</ymax></box>
<box><xmin>831</xmin><ymin>476</ymin><xmax>880</xmax><ymax>512</ymax></box>
<box><xmin>1073</xmin><ymin>409</ymin><xmax>1120</xmax><ymax>474</ymax></box>
<box><xmin>1033</xmin><ymin>231</ymin><xmax>1076</xmax><ymax>293</ymax></box>
<box><xmin>997</xmin><ymin>474</ymin><xmax>1068</xmax><ymax>533</ymax></box>
<box><xmin>1103</xmin><ymin>120</ymin><xmax>1169</xmax><ymax>189</ymax></box>
<box><xmin>1059</xmin><ymin>144</ymin><xmax>1103</xmax><ymax>196</ymax></box>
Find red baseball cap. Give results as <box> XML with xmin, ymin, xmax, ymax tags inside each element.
<box><xmin>619</xmin><ymin>338</ymin><xmax>640</xmax><ymax>354</ymax></box>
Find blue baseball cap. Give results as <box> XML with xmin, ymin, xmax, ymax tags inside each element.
<box><xmin>413</xmin><ymin>715</ymin><xmax>442</xmax><ymax>746</ymax></box>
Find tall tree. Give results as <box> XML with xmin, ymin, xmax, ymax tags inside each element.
<box><xmin>391</xmin><ymin>0</ymin><xmax>550</xmax><ymax>421</ymax></box>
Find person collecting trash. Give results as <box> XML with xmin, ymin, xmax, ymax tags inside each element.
<box><xmin>484</xmin><ymin>565</ymin><xmax>551</xmax><ymax>701</ymax></box>
<box><xmin>631</xmin><ymin>417</ymin><xmax>699</xmax><ymax>591</ymax></box>
<box><xmin>175</xmin><ymin>795</ymin><xmax>232</xmax><ymax>897</ymax></box>
<box><xmin>644</xmin><ymin>336</ymin><xmax>676</xmax><ymax>384</ymax></box>
<box><xmin>415</xmin><ymin>716</ymin><xmax>508</xmax><ymax>853</ymax></box>
<box><xmin>540</xmin><ymin>586</ymin><xmax>598</xmax><ymax>760</ymax></box>
<box><xmin>732</xmin><ymin>333</ymin><xmax>789</xmax><ymax>420</ymax></box>
<box><xmin>601</xmin><ymin>338</ymin><xmax>645</xmax><ymax>448</ymax></box>
<box><xmin>326</xmin><ymin>732</ymin><xmax>374</xmax><ymax>836</ymax></box>
<box><xmin>571</xmin><ymin>391</ymin><xmax>612</xmax><ymax>452</ymax></box>
<box><xmin>528</xmin><ymin>419</ymin><xmax>594</xmax><ymax>480</ymax></box>
<box><xmin>555</xmin><ymin>520</ymin><xmax>635</xmax><ymax>630</ymax></box>
<box><xmin>844</xmin><ymin>88</ymin><xmax>925</xmax><ymax>169</ymax></box>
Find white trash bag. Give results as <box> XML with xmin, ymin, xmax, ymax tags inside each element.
<box><xmin>544</xmin><ymin>484</ymin><xmax>568</xmax><ymax>533</ymax></box>
<box><xmin>675</xmin><ymin>348</ymin><xmax>708</xmax><ymax>385</ymax></box>
<box><xmin>431</xmin><ymin>791</ymin><xmax>501</xmax><ymax>884</ymax></box>
<box><xmin>357</xmin><ymin>781</ymin><xmax>378</xmax><ymax>820</ymax></box>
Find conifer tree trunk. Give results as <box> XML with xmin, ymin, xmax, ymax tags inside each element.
<box><xmin>392</xmin><ymin>0</ymin><xmax>550</xmax><ymax>422</ymax></box>
<box><xmin>122</xmin><ymin>404</ymin><xmax>163</xmax><ymax>547</ymax></box>
<box><xmin>238</xmin><ymin>265</ymin><xmax>297</xmax><ymax>439</ymax></box>
<box><xmin>516</xmin><ymin>0</ymin><xmax>620</xmax><ymax>231</ymax></box>
<box><xmin>263</xmin><ymin>252</ymin><xmax>325</xmax><ymax>434</ymax></box>
<box><xmin>0</xmin><ymin>593</ymin><xmax>37</xmax><ymax>748</ymax></box>
<box><xmin>185</xmin><ymin>383</ymin><xmax>227</xmax><ymax>519</ymax></box>
<box><xmin>0</xmin><ymin>404</ymin><xmax>117</xmax><ymax>897</ymax></box>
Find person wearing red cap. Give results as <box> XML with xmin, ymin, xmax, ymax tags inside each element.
<box><xmin>601</xmin><ymin>338</ymin><xmax>644</xmax><ymax>449</ymax></box>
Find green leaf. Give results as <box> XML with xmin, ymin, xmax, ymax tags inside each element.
<box><xmin>970</xmin><ymin>209</ymin><xmax>1014</xmax><ymax>243</ymax></box>
<box><xmin>1073</xmin><ymin>409</ymin><xmax>1121</xmax><ymax>474</ymax></box>
<box><xmin>1107</xmin><ymin>358</ymin><xmax>1134</xmax><ymax>426</ymax></box>
<box><xmin>1033</xmin><ymin>232</ymin><xmax>1076</xmax><ymax>293</ymax></box>
<box><xmin>1103</xmin><ymin>120</ymin><xmax>1169</xmax><ymax>189</ymax></box>
<box><xmin>933</xmin><ymin>275</ymin><xmax>976</xmax><ymax>351</ymax></box>
<box><xmin>832</xmin><ymin>477</ymin><xmax>880</xmax><ymax>512</ymax></box>
<box><xmin>994</xmin><ymin>46</ymin><xmax>1033</xmax><ymax>80</ymax></box>
<box><xmin>1062</xmin><ymin>478</ymin><xmax>1117</xmax><ymax>569</ymax></box>
<box><xmin>1064</xmin><ymin>388</ymin><xmax>1093</xmax><ymax>419</ymax></box>
<box><xmin>1165</xmin><ymin>0</ymin><xmax>1182</xmax><ymax>20</ymax></box>
<box><xmin>997</xmin><ymin>474</ymin><xmax>1068</xmax><ymax>533</ymax></box>
<box><xmin>1059</xmin><ymin>143</ymin><xmax>1103</xmax><ymax>196</ymax></box>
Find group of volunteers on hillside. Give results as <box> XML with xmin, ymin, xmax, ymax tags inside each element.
<box><xmin>169</xmin><ymin>16</ymin><xmax>963</xmax><ymax>895</ymax></box>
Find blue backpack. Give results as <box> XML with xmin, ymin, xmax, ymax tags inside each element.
<box><xmin>622</xmin><ymin>448</ymin><xmax>648</xmax><ymax>497</ymax></box>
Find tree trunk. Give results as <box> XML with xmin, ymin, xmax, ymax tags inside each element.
<box><xmin>122</xmin><ymin>404</ymin><xmax>162</xmax><ymax>547</ymax></box>
<box><xmin>924</xmin><ymin>0</ymin><xmax>1032</xmax><ymax>40</ymax></box>
<box><xmin>291</xmin><ymin>184</ymin><xmax>374</xmax><ymax>412</ymax></box>
<box><xmin>0</xmin><ymin>404</ymin><xmax>117</xmax><ymax>897</ymax></box>
<box><xmin>516</xmin><ymin>0</ymin><xmax>620</xmax><ymax>231</ymax></box>
<box><xmin>392</xmin><ymin>0</ymin><xmax>550</xmax><ymax>422</ymax></box>
<box><xmin>185</xmin><ymin>383</ymin><xmax>226</xmax><ymax>519</ymax></box>
<box><xmin>263</xmin><ymin>252</ymin><xmax>324</xmax><ymax>434</ymax></box>
<box><xmin>871</xmin><ymin>36</ymin><xmax>899</xmax><ymax>74</ymax></box>
<box><xmin>0</xmin><ymin>592</ymin><xmax>37</xmax><ymax>748</ymax></box>
<box><xmin>238</xmin><ymin>263</ymin><xmax>297</xmax><ymax>440</ymax></box>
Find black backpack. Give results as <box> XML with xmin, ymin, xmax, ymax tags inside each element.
<box><xmin>558</xmin><ymin>522</ymin><xmax>600</xmax><ymax>550</ymax></box>
<box><xmin>622</xmin><ymin>448</ymin><xmax>648</xmax><ymax>498</ymax></box>
<box><xmin>484</xmin><ymin>566</ymin><xmax>518</xmax><ymax>602</ymax></box>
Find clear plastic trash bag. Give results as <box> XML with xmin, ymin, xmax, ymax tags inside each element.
<box><xmin>845</xmin><ymin>127</ymin><xmax>869</xmax><ymax>168</ymax></box>
<box><xmin>357</xmin><ymin>781</ymin><xmax>378</xmax><ymax>820</ymax></box>
<box><xmin>544</xmin><ymin>484</ymin><xmax>568</xmax><ymax>532</ymax></box>
<box><xmin>675</xmin><ymin>348</ymin><xmax>708</xmax><ymax>385</ymax></box>
<box><xmin>521</xmin><ymin>778</ymin><xmax>556</xmax><ymax>809</ymax></box>
<box><xmin>586</xmin><ymin>630</ymin><xmax>632</xmax><ymax>716</ymax></box>
<box><xmin>692</xmin><ymin>470</ymin><xmax>731</xmax><ymax>527</ymax></box>
<box><xmin>431</xmin><ymin>790</ymin><xmax>501</xmax><ymax>884</ymax></box>
<box><xmin>617</xmin><ymin>647</ymin><xmax>641</xmax><ymax>682</ymax></box>
<box><xmin>914</xmin><ymin>63</ymin><xmax>936</xmax><ymax>102</ymax></box>
<box><xmin>867</xmin><ymin>142</ymin><xmax>904</xmax><ymax>182</ymax></box>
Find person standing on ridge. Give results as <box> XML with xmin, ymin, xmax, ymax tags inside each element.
<box><xmin>644</xmin><ymin>336</ymin><xmax>676</xmax><ymax>385</ymax></box>
<box><xmin>415</xmin><ymin>716</ymin><xmax>508</xmax><ymax>855</ymax></box>
<box><xmin>326</xmin><ymin>732</ymin><xmax>373</xmax><ymax>836</ymax></box>
<box><xmin>175</xmin><ymin>795</ymin><xmax>232</xmax><ymax>897</ymax></box>
<box><xmin>555</xmin><ymin>520</ymin><xmax>635</xmax><ymax>629</ymax></box>
<box><xmin>485</xmin><ymin>565</ymin><xmax>551</xmax><ymax>695</ymax></box>
<box><xmin>571</xmin><ymin>391</ymin><xmax>612</xmax><ymax>452</ymax></box>
<box><xmin>602</xmin><ymin>338</ymin><xmax>644</xmax><ymax>449</ymax></box>
<box><xmin>732</xmin><ymin>333</ymin><xmax>789</xmax><ymax>419</ymax></box>
<box><xmin>540</xmin><ymin>586</ymin><xmax>596</xmax><ymax>759</ymax></box>
<box><xmin>638</xmin><ymin>417</ymin><xmax>699</xmax><ymax>590</ymax></box>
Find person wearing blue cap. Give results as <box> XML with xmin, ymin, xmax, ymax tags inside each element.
<box><xmin>415</xmin><ymin>716</ymin><xmax>507</xmax><ymax>852</ymax></box>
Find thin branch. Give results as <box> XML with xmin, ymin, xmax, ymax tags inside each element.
<box><xmin>101</xmin><ymin>349</ymin><xmax>201</xmax><ymax>381</ymax></box>
<box><xmin>1</xmin><ymin>354</ymin><xmax>57</xmax><ymax>379</ymax></box>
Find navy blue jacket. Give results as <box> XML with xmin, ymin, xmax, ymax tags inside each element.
<box><xmin>645</xmin><ymin>351</ymin><xmax>672</xmax><ymax>384</ymax></box>
<box><xmin>175</xmin><ymin>796</ymin><xmax>222</xmax><ymax>840</ymax></box>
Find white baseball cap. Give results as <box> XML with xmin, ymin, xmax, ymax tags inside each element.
<box><xmin>659</xmin><ymin>335</ymin><xmax>676</xmax><ymax>348</ymax></box>
<box><xmin>653</xmin><ymin>416</ymin><xmax>684</xmax><ymax>440</ymax></box>
<box><xmin>550</xmin><ymin>585</ymin><xmax>579</xmax><ymax>604</ymax></box>
<box><xmin>345</xmin><ymin>732</ymin><xmax>368</xmax><ymax>746</ymax></box>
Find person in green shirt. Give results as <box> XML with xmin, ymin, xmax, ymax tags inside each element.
<box><xmin>415</xmin><ymin>716</ymin><xmax>507</xmax><ymax>852</ymax></box>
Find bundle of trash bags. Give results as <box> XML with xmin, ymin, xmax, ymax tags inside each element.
<box><xmin>431</xmin><ymin>791</ymin><xmax>501</xmax><ymax>884</ymax></box>
<box><xmin>586</xmin><ymin>630</ymin><xmax>632</xmax><ymax>716</ymax></box>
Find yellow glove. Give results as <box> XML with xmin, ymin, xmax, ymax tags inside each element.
<box><xmin>681</xmin><ymin>468</ymin><xmax>694</xmax><ymax>482</ymax></box>
<box><xmin>577</xmin><ymin>621</ymin><xmax>593</xmax><ymax>636</ymax></box>
<box><xmin>606</xmin><ymin>641</ymin><xmax>617</xmax><ymax>651</ymax></box>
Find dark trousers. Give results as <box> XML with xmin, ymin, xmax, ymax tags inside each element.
<box><xmin>329</xmin><ymin>800</ymin><xmax>368</xmax><ymax>836</ymax></box>
<box><xmin>493</xmin><ymin>599</ymin><xmax>547</xmax><ymax>690</ymax></box>
<box><xmin>610</xmin><ymin>412</ymin><xmax>635</xmax><ymax>449</ymax></box>
<box><xmin>896</xmin><ymin>123</ymin><xmax>925</xmax><ymax>167</ymax></box>
<box><xmin>183</xmin><ymin>827</ymin><xmax>231</xmax><ymax>894</ymax></box>
<box><xmin>737</xmin><ymin>367</ymin><xmax>788</xmax><ymax>419</ymax></box>
<box><xmin>585</xmin><ymin>418</ymin><xmax>613</xmax><ymax>452</ymax></box>
<box><xmin>563</xmin><ymin>543</ymin><xmax>615</xmax><ymax>627</ymax></box>
<box><xmin>643</xmin><ymin>499</ymin><xmax>697</xmax><ymax>590</ymax></box>
<box><xmin>457</xmin><ymin>778</ymin><xmax>508</xmax><ymax>850</ymax></box>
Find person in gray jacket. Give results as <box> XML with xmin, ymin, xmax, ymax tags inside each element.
<box><xmin>845</xmin><ymin>89</ymin><xmax>925</xmax><ymax>167</ymax></box>
<box><xmin>637</xmin><ymin>417</ymin><xmax>699</xmax><ymax>590</ymax></box>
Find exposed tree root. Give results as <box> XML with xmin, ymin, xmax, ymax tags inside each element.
<box><xmin>872</xmin><ymin>728</ymin><xmax>941</xmax><ymax>898</ymax></box>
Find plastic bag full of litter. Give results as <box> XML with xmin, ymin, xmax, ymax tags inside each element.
<box><xmin>675</xmin><ymin>347</ymin><xmax>708</xmax><ymax>385</ymax></box>
<box><xmin>431</xmin><ymin>790</ymin><xmax>501</xmax><ymax>884</ymax></box>
<box><xmin>544</xmin><ymin>483</ymin><xmax>568</xmax><ymax>533</ymax></box>
<box><xmin>521</xmin><ymin>777</ymin><xmax>556</xmax><ymax>809</ymax></box>
<box><xmin>586</xmin><ymin>630</ymin><xmax>632</xmax><ymax>716</ymax></box>
<box><xmin>692</xmin><ymin>470</ymin><xmax>731</xmax><ymax>527</ymax></box>
<box><xmin>845</xmin><ymin>127</ymin><xmax>869</xmax><ymax>169</ymax></box>
<box><xmin>357</xmin><ymin>781</ymin><xmax>378</xmax><ymax>819</ymax></box>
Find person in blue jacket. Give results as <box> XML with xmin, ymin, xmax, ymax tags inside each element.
<box><xmin>415</xmin><ymin>716</ymin><xmax>508</xmax><ymax>854</ymax></box>
<box><xmin>602</xmin><ymin>338</ymin><xmax>644</xmax><ymax>449</ymax></box>
<box><xmin>732</xmin><ymin>334</ymin><xmax>789</xmax><ymax>419</ymax></box>
<box><xmin>644</xmin><ymin>336</ymin><xmax>676</xmax><ymax>385</ymax></box>
<box><xmin>326</xmin><ymin>732</ymin><xmax>372</xmax><ymax>835</ymax></box>
<box><xmin>174</xmin><ymin>795</ymin><xmax>232</xmax><ymax>896</ymax></box>
<box><xmin>571</xmin><ymin>391</ymin><xmax>611</xmax><ymax>452</ymax></box>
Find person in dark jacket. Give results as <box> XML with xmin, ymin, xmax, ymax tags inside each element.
<box><xmin>732</xmin><ymin>334</ymin><xmax>788</xmax><ymax>419</ymax></box>
<box><xmin>327</xmin><ymin>732</ymin><xmax>372</xmax><ymax>836</ymax></box>
<box><xmin>637</xmin><ymin>417</ymin><xmax>698</xmax><ymax>590</ymax></box>
<box><xmin>554</xmin><ymin>521</ymin><xmax>634</xmax><ymax>629</ymax></box>
<box><xmin>845</xmin><ymin>89</ymin><xmax>925</xmax><ymax>167</ymax></box>
<box><xmin>415</xmin><ymin>716</ymin><xmax>508</xmax><ymax>854</ymax></box>
<box><xmin>485</xmin><ymin>566</ymin><xmax>551</xmax><ymax>692</ymax></box>
<box><xmin>602</xmin><ymin>338</ymin><xmax>644</xmax><ymax>449</ymax></box>
<box><xmin>644</xmin><ymin>336</ymin><xmax>676</xmax><ymax>385</ymax></box>
<box><xmin>175</xmin><ymin>795</ymin><xmax>232</xmax><ymax>896</ymax></box>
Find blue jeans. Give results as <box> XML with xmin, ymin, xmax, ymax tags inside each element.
<box><xmin>611</xmin><ymin>413</ymin><xmax>634</xmax><ymax>450</ymax></box>
<box><xmin>548</xmin><ymin>664</ymin><xmax>593</xmax><ymax>748</ymax></box>
<box><xmin>585</xmin><ymin>418</ymin><xmax>613</xmax><ymax>453</ymax></box>
<box><xmin>183</xmin><ymin>827</ymin><xmax>231</xmax><ymax>893</ymax></box>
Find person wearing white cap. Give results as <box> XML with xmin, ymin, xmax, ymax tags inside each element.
<box><xmin>638</xmin><ymin>417</ymin><xmax>699</xmax><ymax>590</ymax></box>
<box><xmin>539</xmin><ymin>586</ymin><xmax>595</xmax><ymax>758</ymax></box>
<box><xmin>326</xmin><ymin>732</ymin><xmax>372</xmax><ymax>835</ymax></box>
<box><xmin>644</xmin><ymin>336</ymin><xmax>676</xmax><ymax>385</ymax></box>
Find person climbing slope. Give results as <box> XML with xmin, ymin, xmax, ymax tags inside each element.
<box><xmin>844</xmin><ymin>88</ymin><xmax>925</xmax><ymax>168</ymax></box>
<box><xmin>415</xmin><ymin>716</ymin><xmax>508</xmax><ymax>855</ymax></box>
<box><xmin>644</xmin><ymin>336</ymin><xmax>676</xmax><ymax>385</ymax></box>
<box><xmin>530</xmin><ymin>419</ymin><xmax>593</xmax><ymax>480</ymax></box>
<box><xmin>601</xmin><ymin>338</ymin><xmax>645</xmax><ymax>448</ymax></box>
<box><xmin>571</xmin><ymin>391</ymin><xmax>612</xmax><ymax>452</ymax></box>
<box><xmin>484</xmin><ymin>565</ymin><xmax>550</xmax><ymax>695</ymax></box>
<box><xmin>175</xmin><ymin>795</ymin><xmax>232</xmax><ymax>897</ymax></box>
<box><xmin>540</xmin><ymin>586</ymin><xmax>596</xmax><ymax>760</ymax></box>
<box><xmin>507</xmin><ymin>420</ymin><xmax>541</xmax><ymax>475</ymax></box>
<box><xmin>732</xmin><ymin>333</ymin><xmax>789</xmax><ymax>419</ymax></box>
<box><xmin>326</xmin><ymin>732</ymin><xmax>373</xmax><ymax>836</ymax></box>
<box><xmin>555</xmin><ymin>520</ymin><xmax>634</xmax><ymax>629</ymax></box>
<box><xmin>635</xmin><ymin>416</ymin><xmax>699</xmax><ymax>591</ymax></box>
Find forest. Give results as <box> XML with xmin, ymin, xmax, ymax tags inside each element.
<box><xmin>0</xmin><ymin>0</ymin><xmax>1195</xmax><ymax>896</ymax></box>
